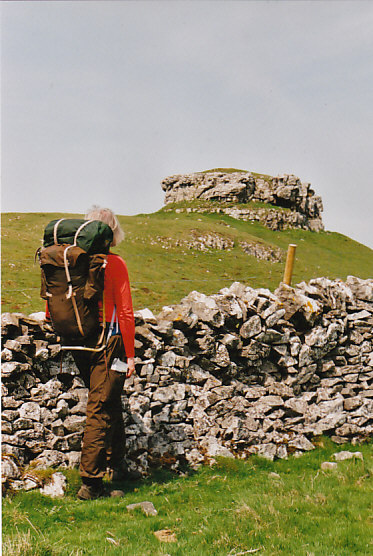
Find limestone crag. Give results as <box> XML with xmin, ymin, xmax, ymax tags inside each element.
<box><xmin>132</xmin><ymin>232</ymin><xmax>283</xmax><ymax>262</ymax></box>
<box><xmin>2</xmin><ymin>276</ymin><xmax>372</xmax><ymax>490</ymax></box>
<box><xmin>161</xmin><ymin>172</ymin><xmax>324</xmax><ymax>232</ymax></box>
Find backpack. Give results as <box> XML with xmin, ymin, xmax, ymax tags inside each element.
<box><xmin>38</xmin><ymin>218</ymin><xmax>113</xmax><ymax>349</ymax></box>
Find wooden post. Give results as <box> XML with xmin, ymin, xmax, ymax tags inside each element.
<box><xmin>283</xmin><ymin>244</ymin><xmax>297</xmax><ymax>286</ymax></box>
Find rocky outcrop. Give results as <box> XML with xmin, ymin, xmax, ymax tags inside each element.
<box><xmin>161</xmin><ymin>171</ymin><xmax>324</xmax><ymax>232</ymax></box>
<box><xmin>2</xmin><ymin>276</ymin><xmax>372</xmax><ymax>489</ymax></box>
<box><xmin>131</xmin><ymin>232</ymin><xmax>283</xmax><ymax>262</ymax></box>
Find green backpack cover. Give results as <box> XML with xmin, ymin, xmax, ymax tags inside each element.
<box><xmin>43</xmin><ymin>218</ymin><xmax>113</xmax><ymax>254</ymax></box>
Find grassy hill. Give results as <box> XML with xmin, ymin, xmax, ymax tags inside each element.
<box><xmin>1</xmin><ymin>207</ymin><xmax>372</xmax><ymax>315</ymax></box>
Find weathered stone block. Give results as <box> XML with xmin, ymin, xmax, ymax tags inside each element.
<box><xmin>19</xmin><ymin>402</ymin><xmax>41</xmax><ymax>422</ymax></box>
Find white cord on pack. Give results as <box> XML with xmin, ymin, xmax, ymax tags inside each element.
<box><xmin>63</xmin><ymin>245</ymin><xmax>74</xmax><ymax>299</ymax></box>
<box><xmin>60</xmin><ymin>220</ymin><xmax>94</xmax><ymax>300</ymax></box>
<box><xmin>53</xmin><ymin>219</ymin><xmax>66</xmax><ymax>245</ymax></box>
<box><xmin>73</xmin><ymin>220</ymin><xmax>93</xmax><ymax>244</ymax></box>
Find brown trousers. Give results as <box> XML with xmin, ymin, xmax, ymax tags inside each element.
<box><xmin>72</xmin><ymin>334</ymin><xmax>126</xmax><ymax>479</ymax></box>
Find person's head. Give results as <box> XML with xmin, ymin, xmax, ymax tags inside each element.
<box><xmin>85</xmin><ymin>205</ymin><xmax>124</xmax><ymax>247</ymax></box>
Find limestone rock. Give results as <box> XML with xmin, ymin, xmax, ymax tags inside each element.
<box><xmin>346</xmin><ymin>276</ymin><xmax>373</xmax><ymax>302</ymax></box>
<box><xmin>344</xmin><ymin>397</ymin><xmax>362</xmax><ymax>411</ymax></box>
<box><xmin>152</xmin><ymin>384</ymin><xmax>185</xmax><ymax>404</ymax></box>
<box><xmin>32</xmin><ymin>450</ymin><xmax>67</xmax><ymax>469</ymax></box>
<box><xmin>288</xmin><ymin>435</ymin><xmax>314</xmax><ymax>452</ymax></box>
<box><xmin>332</xmin><ymin>451</ymin><xmax>364</xmax><ymax>462</ymax></box>
<box><xmin>284</xmin><ymin>398</ymin><xmax>309</xmax><ymax>416</ymax></box>
<box><xmin>1</xmin><ymin>348</ymin><xmax>13</xmax><ymax>362</ymax></box>
<box><xmin>321</xmin><ymin>462</ymin><xmax>338</xmax><ymax>471</ymax></box>
<box><xmin>135</xmin><ymin>308</ymin><xmax>157</xmax><ymax>324</ymax></box>
<box><xmin>126</xmin><ymin>501</ymin><xmax>158</xmax><ymax>516</ymax></box>
<box><xmin>19</xmin><ymin>402</ymin><xmax>41</xmax><ymax>422</ymax></box>
<box><xmin>240</xmin><ymin>316</ymin><xmax>262</xmax><ymax>339</ymax></box>
<box><xmin>240</xmin><ymin>241</ymin><xmax>283</xmax><ymax>262</ymax></box>
<box><xmin>182</xmin><ymin>291</ymin><xmax>225</xmax><ymax>328</ymax></box>
<box><xmin>200</xmin><ymin>437</ymin><xmax>234</xmax><ymax>458</ymax></box>
<box><xmin>161</xmin><ymin>171</ymin><xmax>324</xmax><ymax>232</ymax></box>
<box><xmin>2</xmin><ymin>361</ymin><xmax>30</xmax><ymax>378</ymax></box>
<box><xmin>28</xmin><ymin>312</ymin><xmax>46</xmax><ymax>323</ymax></box>
<box><xmin>1</xmin><ymin>455</ymin><xmax>21</xmax><ymax>480</ymax></box>
<box><xmin>257</xmin><ymin>443</ymin><xmax>277</xmax><ymax>461</ymax></box>
<box><xmin>23</xmin><ymin>474</ymin><xmax>41</xmax><ymax>491</ymax></box>
<box><xmin>211</xmin><ymin>344</ymin><xmax>230</xmax><ymax>367</ymax></box>
<box><xmin>39</xmin><ymin>472</ymin><xmax>67</xmax><ymax>498</ymax></box>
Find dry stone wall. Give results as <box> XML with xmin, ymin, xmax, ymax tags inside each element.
<box><xmin>161</xmin><ymin>171</ymin><xmax>324</xmax><ymax>232</ymax></box>
<box><xmin>2</xmin><ymin>276</ymin><xmax>372</xmax><ymax>487</ymax></box>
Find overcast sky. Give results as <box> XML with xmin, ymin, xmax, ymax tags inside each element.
<box><xmin>2</xmin><ymin>0</ymin><xmax>373</xmax><ymax>249</ymax></box>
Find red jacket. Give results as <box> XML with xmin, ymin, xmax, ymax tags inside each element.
<box><xmin>46</xmin><ymin>252</ymin><xmax>135</xmax><ymax>358</ymax></box>
<box><xmin>103</xmin><ymin>253</ymin><xmax>135</xmax><ymax>358</ymax></box>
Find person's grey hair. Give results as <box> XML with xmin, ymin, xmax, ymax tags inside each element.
<box><xmin>85</xmin><ymin>206</ymin><xmax>125</xmax><ymax>247</ymax></box>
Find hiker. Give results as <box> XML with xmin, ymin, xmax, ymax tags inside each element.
<box><xmin>75</xmin><ymin>206</ymin><xmax>136</xmax><ymax>500</ymax></box>
<box><xmin>44</xmin><ymin>207</ymin><xmax>136</xmax><ymax>500</ymax></box>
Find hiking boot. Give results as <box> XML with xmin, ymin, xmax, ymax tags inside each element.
<box><xmin>107</xmin><ymin>465</ymin><xmax>142</xmax><ymax>482</ymax></box>
<box><xmin>77</xmin><ymin>482</ymin><xmax>110</xmax><ymax>500</ymax></box>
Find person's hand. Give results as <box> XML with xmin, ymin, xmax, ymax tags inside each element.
<box><xmin>126</xmin><ymin>357</ymin><xmax>135</xmax><ymax>378</ymax></box>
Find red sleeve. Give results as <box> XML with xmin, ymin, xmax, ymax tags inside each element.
<box><xmin>109</xmin><ymin>256</ymin><xmax>135</xmax><ymax>358</ymax></box>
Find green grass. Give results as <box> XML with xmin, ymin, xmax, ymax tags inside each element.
<box><xmin>201</xmin><ymin>168</ymin><xmax>273</xmax><ymax>182</ymax></box>
<box><xmin>201</xmin><ymin>167</ymin><xmax>249</xmax><ymax>174</ymax></box>
<box><xmin>1</xmin><ymin>210</ymin><xmax>372</xmax><ymax>315</ymax></box>
<box><xmin>2</xmin><ymin>439</ymin><xmax>373</xmax><ymax>555</ymax></box>
<box><xmin>162</xmin><ymin>199</ymin><xmax>289</xmax><ymax>212</ymax></box>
